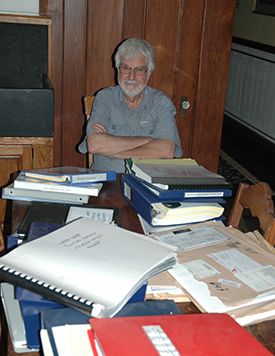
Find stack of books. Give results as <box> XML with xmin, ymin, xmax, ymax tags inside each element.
<box><xmin>2</xmin><ymin>166</ymin><xmax>116</xmax><ymax>204</ymax></box>
<box><xmin>123</xmin><ymin>158</ymin><xmax>232</xmax><ymax>232</ymax></box>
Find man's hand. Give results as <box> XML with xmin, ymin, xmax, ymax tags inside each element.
<box><xmin>91</xmin><ymin>122</ymin><xmax>108</xmax><ymax>133</ymax></box>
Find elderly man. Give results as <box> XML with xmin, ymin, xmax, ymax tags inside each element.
<box><xmin>79</xmin><ymin>38</ymin><xmax>183</xmax><ymax>172</ymax></box>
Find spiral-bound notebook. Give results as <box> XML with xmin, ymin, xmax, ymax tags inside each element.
<box><xmin>0</xmin><ymin>218</ymin><xmax>176</xmax><ymax>318</ymax></box>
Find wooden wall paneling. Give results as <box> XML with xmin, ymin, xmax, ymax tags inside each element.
<box><xmin>0</xmin><ymin>137</ymin><xmax>53</xmax><ymax>168</ymax></box>
<box><xmin>0</xmin><ymin>155</ymin><xmax>22</xmax><ymax>231</ymax></box>
<box><xmin>190</xmin><ymin>0</ymin><xmax>235</xmax><ymax>172</ymax></box>
<box><xmin>40</xmin><ymin>0</ymin><xmax>64</xmax><ymax>167</ymax></box>
<box><xmin>85</xmin><ymin>0</ymin><xmax>125</xmax><ymax>96</ymax></box>
<box><xmin>123</xmin><ymin>0</ymin><xmax>147</xmax><ymax>39</ymax></box>
<box><xmin>62</xmin><ymin>0</ymin><xmax>87</xmax><ymax>166</ymax></box>
<box><xmin>32</xmin><ymin>141</ymin><xmax>54</xmax><ymax>169</ymax></box>
<box><xmin>83</xmin><ymin>0</ymin><xmax>125</xmax><ymax>167</ymax></box>
<box><xmin>173</xmin><ymin>0</ymin><xmax>205</xmax><ymax>157</ymax></box>
<box><xmin>145</xmin><ymin>0</ymin><xmax>182</xmax><ymax>99</ymax></box>
<box><xmin>0</xmin><ymin>145</ymin><xmax>32</xmax><ymax>230</ymax></box>
<box><xmin>0</xmin><ymin>146</ymin><xmax>32</xmax><ymax>172</ymax></box>
<box><xmin>19</xmin><ymin>146</ymin><xmax>32</xmax><ymax>169</ymax></box>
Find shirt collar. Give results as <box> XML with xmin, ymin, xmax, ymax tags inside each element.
<box><xmin>118</xmin><ymin>85</ymin><xmax>148</xmax><ymax>111</ymax></box>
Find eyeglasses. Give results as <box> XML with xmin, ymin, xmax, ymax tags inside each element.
<box><xmin>119</xmin><ymin>64</ymin><xmax>148</xmax><ymax>76</ymax></box>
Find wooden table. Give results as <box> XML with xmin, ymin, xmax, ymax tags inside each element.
<box><xmin>3</xmin><ymin>174</ymin><xmax>275</xmax><ymax>355</ymax></box>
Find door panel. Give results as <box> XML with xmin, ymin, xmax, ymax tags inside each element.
<box><xmin>174</xmin><ymin>1</ymin><xmax>205</xmax><ymax>156</ymax></box>
<box><xmin>189</xmin><ymin>0</ymin><xmax>236</xmax><ymax>171</ymax></box>
<box><xmin>123</xmin><ymin>0</ymin><xmax>147</xmax><ymax>38</ymax></box>
<box><xmin>145</xmin><ymin>0</ymin><xmax>182</xmax><ymax>99</ymax></box>
<box><xmin>144</xmin><ymin>0</ymin><xmax>206</xmax><ymax>157</ymax></box>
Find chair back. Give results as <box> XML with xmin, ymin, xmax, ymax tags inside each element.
<box><xmin>227</xmin><ymin>182</ymin><xmax>275</xmax><ymax>246</ymax></box>
<box><xmin>0</xmin><ymin>227</ymin><xmax>4</xmax><ymax>253</ymax></box>
<box><xmin>83</xmin><ymin>96</ymin><xmax>95</xmax><ymax>119</ymax></box>
<box><xmin>83</xmin><ymin>96</ymin><xmax>95</xmax><ymax>167</ymax></box>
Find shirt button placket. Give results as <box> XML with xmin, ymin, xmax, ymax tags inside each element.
<box><xmin>131</xmin><ymin>112</ymin><xmax>137</xmax><ymax>135</ymax></box>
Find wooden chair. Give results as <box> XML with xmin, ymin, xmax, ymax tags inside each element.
<box><xmin>83</xmin><ymin>96</ymin><xmax>95</xmax><ymax>167</ymax></box>
<box><xmin>0</xmin><ymin>227</ymin><xmax>4</xmax><ymax>253</ymax></box>
<box><xmin>0</xmin><ymin>227</ymin><xmax>4</xmax><ymax>353</ymax></box>
<box><xmin>227</xmin><ymin>182</ymin><xmax>275</xmax><ymax>246</ymax></box>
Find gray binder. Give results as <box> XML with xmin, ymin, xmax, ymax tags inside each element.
<box><xmin>2</xmin><ymin>183</ymin><xmax>89</xmax><ymax>204</ymax></box>
<box><xmin>0</xmin><ymin>282</ymin><xmax>38</xmax><ymax>353</ymax></box>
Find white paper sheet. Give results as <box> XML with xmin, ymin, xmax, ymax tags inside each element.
<box><xmin>66</xmin><ymin>206</ymin><xmax>114</xmax><ymax>224</ymax></box>
<box><xmin>154</xmin><ymin>226</ymin><xmax>231</xmax><ymax>251</ymax></box>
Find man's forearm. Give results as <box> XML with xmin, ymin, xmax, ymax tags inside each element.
<box><xmin>109</xmin><ymin>138</ymin><xmax>175</xmax><ymax>159</ymax></box>
<box><xmin>87</xmin><ymin>132</ymin><xmax>154</xmax><ymax>156</ymax></box>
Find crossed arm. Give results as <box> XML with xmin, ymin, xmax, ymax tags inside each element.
<box><xmin>87</xmin><ymin>122</ymin><xmax>176</xmax><ymax>159</ymax></box>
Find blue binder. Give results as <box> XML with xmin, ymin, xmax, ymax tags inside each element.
<box><xmin>127</xmin><ymin>174</ymin><xmax>232</xmax><ymax>199</ymax></box>
<box><xmin>18</xmin><ymin>282</ymin><xmax>147</xmax><ymax>351</ymax></box>
<box><xmin>20</xmin><ymin>299</ymin><xmax>64</xmax><ymax>350</ymax></box>
<box><xmin>121</xmin><ymin>174</ymin><xmax>227</xmax><ymax>227</ymax></box>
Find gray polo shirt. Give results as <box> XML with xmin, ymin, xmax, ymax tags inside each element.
<box><xmin>79</xmin><ymin>85</ymin><xmax>183</xmax><ymax>172</ymax></box>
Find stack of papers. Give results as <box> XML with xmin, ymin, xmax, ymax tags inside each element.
<box><xmin>151</xmin><ymin>201</ymin><xmax>224</xmax><ymax>226</ymax></box>
<box><xmin>163</xmin><ymin>220</ymin><xmax>275</xmax><ymax>326</ymax></box>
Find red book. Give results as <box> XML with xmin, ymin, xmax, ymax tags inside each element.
<box><xmin>87</xmin><ymin>313</ymin><xmax>272</xmax><ymax>356</ymax></box>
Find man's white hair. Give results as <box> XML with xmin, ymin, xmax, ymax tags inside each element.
<box><xmin>115</xmin><ymin>38</ymin><xmax>156</xmax><ymax>73</ymax></box>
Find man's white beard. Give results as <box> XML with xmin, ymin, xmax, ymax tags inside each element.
<box><xmin>119</xmin><ymin>78</ymin><xmax>148</xmax><ymax>97</ymax></box>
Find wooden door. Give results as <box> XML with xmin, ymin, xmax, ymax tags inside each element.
<box><xmin>40</xmin><ymin>0</ymin><xmax>235</xmax><ymax>172</ymax></box>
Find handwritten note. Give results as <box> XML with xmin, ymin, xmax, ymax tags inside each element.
<box><xmin>66</xmin><ymin>206</ymin><xmax>114</xmax><ymax>224</ymax></box>
<box><xmin>59</xmin><ymin>232</ymin><xmax>103</xmax><ymax>250</ymax></box>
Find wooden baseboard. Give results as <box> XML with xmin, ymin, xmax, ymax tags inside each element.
<box><xmin>221</xmin><ymin>115</ymin><xmax>275</xmax><ymax>191</ymax></box>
